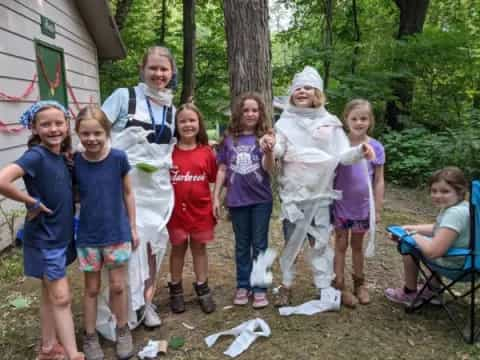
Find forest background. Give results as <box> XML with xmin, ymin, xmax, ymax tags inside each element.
<box><xmin>100</xmin><ymin>0</ymin><xmax>480</xmax><ymax>187</ymax></box>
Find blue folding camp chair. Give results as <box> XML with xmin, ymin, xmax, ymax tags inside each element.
<box><xmin>387</xmin><ymin>180</ymin><xmax>480</xmax><ymax>343</ymax></box>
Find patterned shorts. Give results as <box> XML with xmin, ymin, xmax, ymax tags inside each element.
<box><xmin>77</xmin><ymin>242</ymin><xmax>131</xmax><ymax>272</ymax></box>
<box><xmin>333</xmin><ymin>217</ymin><xmax>370</xmax><ymax>233</ymax></box>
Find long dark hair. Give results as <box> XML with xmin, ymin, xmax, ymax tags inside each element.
<box><xmin>27</xmin><ymin>106</ymin><xmax>72</xmax><ymax>153</ymax></box>
<box><xmin>174</xmin><ymin>103</ymin><xmax>209</xmax><ymax>145</ymax></box>
<box><xmin>223</xmin><ymin>92</ymin><xmax>269</xmax><ymax>145</ymax></box>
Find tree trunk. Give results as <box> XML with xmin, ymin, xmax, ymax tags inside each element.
<box><xmin>223</xmin><ymin>0</ymin><xmax>273</xmax><ymax>123</ymax></box>
<box><xmin>114</xmin><ymin>0</ymin><xmax>134</xmax><ymax>32</ymax></box>
<box><xmin>385</xmin><ymin>0</ymin><xmax>430</xmax><ymax>130</ymax></box>
<box><xmin>181</xmin><ymin>0</ymin><xmax>196</xmax><ymax>103</ymax></box>
<box><xmin>159</xmin><ymin>0</ymin><xmax>167</xmax><ymax>45</ymax></box>
<box><xmin>322</xmin><ymin>0</ymin><xmax>334</xmax><ymax>89</ymax></box>
<box><xmin>351</xmin><ymin>0</ymin><xmax>360</xmax><ymax>74</ymax></box>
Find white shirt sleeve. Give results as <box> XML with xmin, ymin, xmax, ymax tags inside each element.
<box><xmin>101</xmin><ymin>88</ymin><xmax>130</xmax><ymax>130</ymax></box>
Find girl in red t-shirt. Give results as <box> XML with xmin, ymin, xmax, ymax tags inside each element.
<box><xmin>167</xmin><ymin>103</ymin><xmax>217</xmax><ymax>314</ymax></box>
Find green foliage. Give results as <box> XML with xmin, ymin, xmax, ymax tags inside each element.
<box><xmin>100</xmin><ymin>0</ymin><xmax>480</xmax><ymax>186</ymax></box>
<box><xmin>0</xmin><ymin>248</ymin><xmax>23</xmax><ymax>283</ymax></box>
<box><xmin>382</xmin><ymin>110</ymin><xmax>480</xmax><ymax>185</ymax></box>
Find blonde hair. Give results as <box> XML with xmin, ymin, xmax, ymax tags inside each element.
<box><xmin>342</xmin><ymin>99</ymin><xmax>375</xmax><ymax>133</ymax></box>
<box><xmin>75</xmin><ymin>105</ymin><xmax>112</xmax><ymax>138</ymax></box>
<box><xmin>289</xmin><ymin>88</ymin><xmax>326</xmax><ymax>108</ymax></box>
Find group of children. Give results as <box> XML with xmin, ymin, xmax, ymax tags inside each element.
<box><xmin>1</xmin><ymin>45</ymin><xmax>470</xmax><ymax>360</ymax></box>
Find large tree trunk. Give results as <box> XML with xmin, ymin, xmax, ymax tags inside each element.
<box><xmin>181</xmin><ymin>0</ymin><xmax>196</xmax><ymax>103</ymax></box>
<box><xmin>114</xmin><ymin>0</ymin><xmax>134</xmax><ymax>32</ymax></box>
<box><xmin>385</xmin><ymin>0</ymin><xmax>430</xmax><ymax>130</ymax></box>
<box><xmin>223</xmin><ymin>0</ymin><xmax>273</xmax><ymax>123</ymax></box>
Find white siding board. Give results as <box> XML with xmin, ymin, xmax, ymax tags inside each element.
<box><xmin>0</xmin><ymin>103</ymin><xmax>38</xmax><ymax>125</ymax></box>
<box><xmin>0</xmin><ymin>78</ymin><xmax>39</xmax><ymax>104</ymax></box>
<box><xmin>0</xmin><ymin>146</ymin><xmax>27</xmax><ymax>170</ymax></box>
<box><xmin>0</xmin><ymin>6</ymin><xmax>97</xmax><ymax>64</ymax></box>
<box><xmin>10</xmin><ymin>0</ymin><xmax>96</xmax><ymax>50</ymax></box>
<box><xmin>0</xmin><ymin>131</ymin><xmax>29</xmax><ymax>150</ymax></box>
<box><xmin>0</xmin><ymin>29</ymin><xmax>98</xmax><ymax>77</ymax></box>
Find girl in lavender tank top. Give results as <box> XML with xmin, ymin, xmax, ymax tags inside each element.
<box><xmin>332</xmin><ymin>99</ymin><xmax>385</xmax><ymax>308</ymax></box>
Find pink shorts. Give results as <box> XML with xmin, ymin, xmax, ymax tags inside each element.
<box><xmin>168</xmin><ymin>228</ymin><xmax>214</xmax><ymax>246</ymax></box>
<box><xmin>77</xmin><ymin>242</ymin><xmax>131</xmax><ymax>272</ymax></box>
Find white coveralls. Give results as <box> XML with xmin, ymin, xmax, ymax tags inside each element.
<box><xmin>96</xmin><ymin>84</ymin><xmax>175</xmax><ymax>339</ymax></box>
<box><xmin>274</xmin><ymin>105</ymin><xmax>365</xmax><ymax>289</ymax></box>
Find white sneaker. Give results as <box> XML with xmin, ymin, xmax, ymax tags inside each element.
<box><xmin>143</xmin><ymin>303</ymin><xmax>162</xmax><ymax>328</ymax></box>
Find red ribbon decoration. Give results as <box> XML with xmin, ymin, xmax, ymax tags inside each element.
<box><xmin>0</xmin><ymin>74</ymin><xmax>37</xmax><ymax>101</ymax></box>
<box><xmin>0</xmin><ymin>120</ymin><xmax>24</xmax><ymax>133</ymax></box>
<box><xmin>36</xmin><ymin>51</ymin><xmax>62</xmax><ymax>95</ymax></box>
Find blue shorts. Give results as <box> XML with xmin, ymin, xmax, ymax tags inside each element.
<box><xmin>23</xmin><ymin>245</ymin><xmax>71</xmax><ymax>281</ymax></box>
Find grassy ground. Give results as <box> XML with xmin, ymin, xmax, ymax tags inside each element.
<box><xmin>1</xmin><ymin>185</ymin><xmax>480</xmax><ymax>359</ymax></box>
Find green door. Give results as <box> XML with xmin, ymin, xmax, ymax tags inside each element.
<box><xmin>35</xmin><ymin>40</ymin><xmax>68</xmax><ymax>106</ymax></box>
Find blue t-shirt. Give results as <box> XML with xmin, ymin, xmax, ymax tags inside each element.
<box><xmin>15</xmin><ymin>146</ymin><xmax>73</xmax><ymax>249</ymax></box>
<box><xmin>74</xmin><ymin>148</ymin><xmax>132</xmax><ymax>247</ymax></box>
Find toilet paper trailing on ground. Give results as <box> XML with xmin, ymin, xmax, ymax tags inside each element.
<box><xmin>278</xmin><ymin>288</ymin><xmax>341</xmax><ymax>316</ymax></box>
<box><xmin>250</xmin><ymin>248</ymin><xmax>277</xmax><ymax>288</ymax></box>
<box><xmin>204</xmin><ymin>318</ymin><xmax>271</xmax><ymax>358</ymax></box>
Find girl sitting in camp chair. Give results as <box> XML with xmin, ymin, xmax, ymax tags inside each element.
<box><xmin>385</xmin><ymin>166</ymin><xmax>470</xmax><ymax>306</ymax></box>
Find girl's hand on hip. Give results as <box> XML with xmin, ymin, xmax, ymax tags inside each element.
<box><xmin>26</xmin><ymin>203</ymin><xmax>52</xmax><ymax>221</ymax></box>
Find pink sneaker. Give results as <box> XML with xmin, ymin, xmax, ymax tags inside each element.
<box><xmin>384</xmin><ymin>287</ymin><xmax>419</xmax><ymax>306</ymax></box>
<box><xmin>233</xmin><ymin>288</ymin><xmax>250</xmax><ymax>306</ymax></box>
<box><xmin>419</xmin><ymin>285</ymin><xmax>443</xmax><ymax>305</ymax></box>
<box><xmin>252</xmin><ymin>292</ymin><xmax>269</xmax><ymax>309</ymax></box>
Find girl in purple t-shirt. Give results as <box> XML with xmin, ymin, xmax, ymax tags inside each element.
<box><xmin>213</xmin><ymin>93</ymin><xmax>275</xmax><ymax>309</ymax></box>
<box><xmin>333</xmin><ymin>99</ymin><xmax>385</xmax><ymax>308</ymax></box>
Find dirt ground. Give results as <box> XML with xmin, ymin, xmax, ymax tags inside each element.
<box><xmin>1</xmin><ymin>185</ymin><xmax>480</xmax><ymax>359</ymax></box>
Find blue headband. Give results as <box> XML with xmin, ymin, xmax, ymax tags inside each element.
<box><xmin>19</xmin><ymin>101</ymin><xmax>69</xmax><ymax>129</ymax></box>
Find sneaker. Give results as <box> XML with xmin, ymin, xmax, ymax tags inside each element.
<box><xmin>36</xmin><ymin>342</ymin><xmax>66</xmax><ymax>360</ymax></box>
<box><xmin>233</xmin><ymin>288</ymin><xmax>250</xmax><ymax>306</ymax></box>
<box><xmin>82</xmin><ymin>332</ymin><xmax>104</xmax><ymax>360</ymax></box>
<box><xmin>384</xmin><ymin>287</ymin><xmax>420</xmax><ymax>306</ymax></box>
<box><xmin>252</xmin><ymin>292</ymin><xmax>269</xmax><ymax>309</ymax></box>
<box><xmin>419</xmin><ymin>285</ymin><xmax>444</xmax><ymax>305</ymax></box>
<box><xmin>143</xmin><ymin>303</ymin><xmax>162</xmax><ymax>328</ymax></box>
<box><xmin>273</xmin><ymin>285</ymin><xmax>291</xmax><ymax>307</ymax></box>
<box><xmin>115</xmin><ymin>325</ymin><xmax>134</xmax><ymax>360</ymax></box>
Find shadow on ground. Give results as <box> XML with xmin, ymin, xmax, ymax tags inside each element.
<box><xmin>1</xmin><ymin>185</ymin><xmax>480</xmax><ymax>359</ymax></box>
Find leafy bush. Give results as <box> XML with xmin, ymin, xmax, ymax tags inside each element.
<box><xmin>382</xmin><ymin>111</ymin><xmax>480</xmax><ymax>186</ymax></box>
